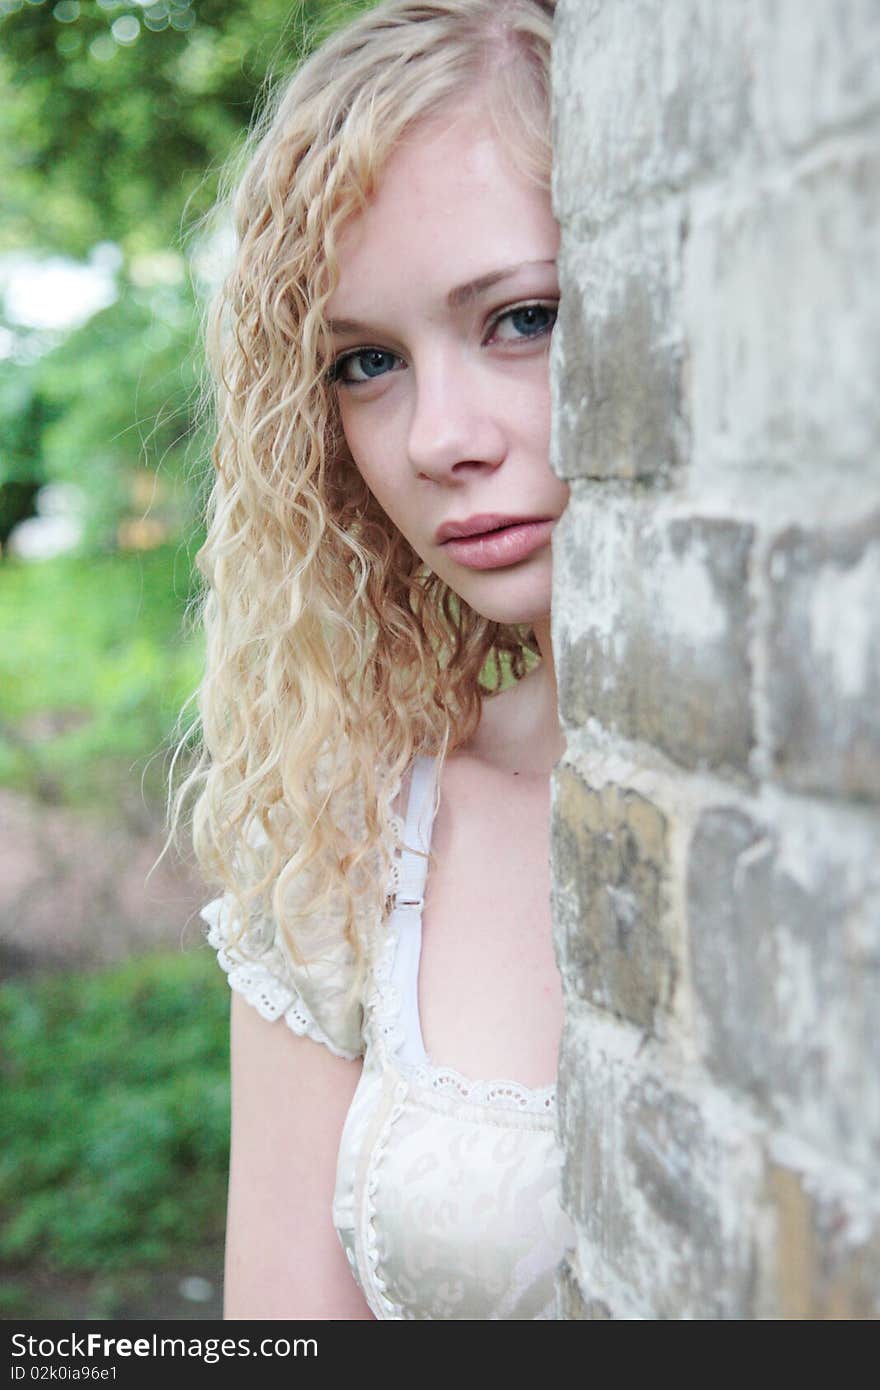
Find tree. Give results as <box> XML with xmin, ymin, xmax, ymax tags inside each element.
<box><xmin>0</xmin><ymin>0</ymin><xmax>372</xmax><ymax>257</ymax></box>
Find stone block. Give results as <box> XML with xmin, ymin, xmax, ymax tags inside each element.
<box><xmin>764</xmin><ymin>1156</ymin><xmax>880</xmax><ymax>1319</ymax></box>
<box><xmin>684</xmin><ymin>148</ymin><xmax>880</xmax><ymax>473</ymax></box>
<box><xmin>553</xmin><ymin>0</ymin><xmax>755</xmax><ymax>224</ymax></box>
<box><xmin>552</xmin><ymin>764</ymin><xmax>674</xmax><ymax>1032</ymax></box>
<box><xmin>555</xmin><ymin>501</ymin><xmax>754</xmax><ymax>773</ymax></box>
<box><xmin>552</xmin><ymin>205</ymin><xmax>687</xmax><ymax>482</ymax></box>
<box><xmin>553</xmin><ymin>0</ymin><xmax>880</xmax><ymax>225</ymax></box>
<box><xmin>765</xmin><ymin>515</ymin><xmax>880</xmax><ymax>801</ymax></box>
<box><xmin>687</xmin><ymin>801</ymin><xmax>880</xmax><ymax>1167</ymax></box>
<box><xmin>553</xmin><ymin>1256</ymin><xmax>595</xmax><ymax>1317</ymax></box>
<box><xmin>750</xmin><ymin>0</ymin><xmax>880</xmax><ymax>154</ymax></box>
<box><xmin>558</xmin><ymin>1018</ymin><xmax>764</xmax><ymax>1318</ymax></box>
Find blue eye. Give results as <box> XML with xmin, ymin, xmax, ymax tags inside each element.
<box><xmin>490</xmin><ymin>302</ymin><xmax>557</xmax><ymax>343</ymax></box>
<box><xmin>331</xmin><ymin>348</ymin><xmax>400</xmax><ymax>385</ymax></box>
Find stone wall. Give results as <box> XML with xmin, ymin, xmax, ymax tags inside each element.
<box><xmin>550</xmin><ymin>0</ymin><xmax>880</xmax><ymax>1319</ymax></box>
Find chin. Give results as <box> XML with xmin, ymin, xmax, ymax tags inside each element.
<box><xmin>458</xmin><ymin>582</ymin><xmax>553</xmax><ymax>630</ymax></box>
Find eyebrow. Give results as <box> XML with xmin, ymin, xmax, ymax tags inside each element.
<box><xmin>326</xmin><ymin>258</ymin><xmax>557</xmax><ymax>336</ymax></box>
<box><xmin>447</xmin><ymin>258</ymin><xmax>557</xmax><ymax>309</ymax></box>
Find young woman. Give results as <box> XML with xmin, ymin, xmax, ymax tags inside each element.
<box><xmin>188</xmin><ymin>0</ymin><xmax>573</xmax><ymax>1319</ymax></box>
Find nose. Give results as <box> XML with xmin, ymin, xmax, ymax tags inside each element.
<box><xmin>406</xmin><ymin>348</ymin><xmax>506</xmax><ymax>481</ymax></box>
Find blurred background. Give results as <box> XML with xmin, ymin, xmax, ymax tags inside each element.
<box><xmin>0</xmin><ymin>0</ymin><xmax>371</xmax><ymax>1319</ymax></box>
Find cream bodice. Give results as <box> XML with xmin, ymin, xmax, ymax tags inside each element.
<box><xmin>203</xmin><ymin>755</ymin><xmax>573</xmax><ymax>1320</ymax></box>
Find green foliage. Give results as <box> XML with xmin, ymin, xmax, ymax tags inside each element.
<box><xmin>0</xmin><ymin>545</ymin><xmax>203</xmax><ymax>802</ymax></box>
<box><xmin>0</xmin><ymin>0</ymin><xmax>377</xmax><ymax>548</ymax></box>
<box><xmin>0</xmin><ymin>358</ymin><xmax>58</xmax><ymax>542</ymax></box>
<box><xmin>0</xmin><ymin>361</ymin><xmax>58</xmax><ymax>487</ymax></box>
<box><xmin>0</xmin><ymin>950</ymin><xmax>230</xmax><ymax>1272</ymax></box>
<box><xmin>33</xmin><ymin>275</ymin><xmax>205</xmax><ymax>546</ymax></box>
<box><xmin>0</xmin><ymin>0</ymin><xmax>376</xmax><ymax>257</ymax></box>
<box><xmin>1</xmin><ymin>269</ymin><xmax>207</xmax><ymax>546</ymax></box>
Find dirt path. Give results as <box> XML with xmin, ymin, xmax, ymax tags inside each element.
<box><xmin>0</xmin><ymin>789</ymin><xmax>209</xmax><ymax>977</ymax></box>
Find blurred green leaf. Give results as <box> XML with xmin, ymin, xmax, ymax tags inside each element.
<box><xmin>0</xmin><ymin>950</ymin><xmax>230</xmax><ymax>1272</ymax></box>
<box><xmin>0</xmin><ymin>0</ymin><xmax>374</xmax><ymax>256</ymax></box>
<box><xmin>0</xmin><ymin>546</ymin><xmax>203</xmax><ymax>802</ymax></box>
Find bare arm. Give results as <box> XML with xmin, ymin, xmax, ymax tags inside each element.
<box><xmin>223</xmin><ymin>991</ymin><xmax>375</xmax><ymax>1320</ymax></box>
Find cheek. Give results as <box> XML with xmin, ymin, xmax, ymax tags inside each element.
<box><xmin>533</xmin><ymin>355</ymin><xmax>552</xmax><ymax>418</ymax></box>
<box><xmin>346</xmin><ymin>438</ymin><xmax>392</xmax><ymax>509</ymax></box>
<box><xmin>499</xmin><ymin>347</ymin><xmax>551</xmax><ymax>426</ymax></box>
<box><xmin>338</xmin><ymin>400</ymin><xmax>392</xmax><ymax>489</ymax></box>
<box><xmin>339</xmin><ymin>405</ymin><xmax>415</xmax><ymax>535</ymax></box>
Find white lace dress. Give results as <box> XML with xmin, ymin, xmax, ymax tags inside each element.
<box><xmin>202</xmin><ymin>755</ymin><xmax>574</xmax><ymax>1320</ymax></box>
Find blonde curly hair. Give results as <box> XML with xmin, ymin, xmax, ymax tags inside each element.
<box><xmin>174</xmin><ymin>0</ymin><xmax>557</xmax><ymax>1005</ymax></box>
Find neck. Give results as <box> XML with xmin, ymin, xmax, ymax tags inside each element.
<box><xmin>527</xmin><ymin>615</ymin><xmax>565</xmax><ymax>768</ymax></box>
<box><xmin>458</xmin><ymin>616</ymin><xmax>566</xmax><ymax>775</ymax></box>
<box><xmin>530</xmin><ymin>615</ymin><xmax>557</xmax><ymax>702</ymax></box>
<box><xmin>469</xmin><ymin>617</ymin><xmax>565</xmax><ymax>775</ymax></box>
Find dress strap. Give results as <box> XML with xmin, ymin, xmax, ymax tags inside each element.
<box><xmin>387</xmin><ymin>755</ymin><xmax>438</xmax><ymax>1069</ymax></box>
<box><xmin>395</xmin><ymin>754</ymin><xmax>439</xmax><ymax>906</ymax></box>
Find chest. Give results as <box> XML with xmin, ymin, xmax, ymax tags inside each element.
<box><xmin>412</xmin><ymin>759</ymin><xmax>563</xmax><ymax>1088</ymax></box>
<box><xmin>328</xmin><ymin>753</ymin><xmax>571</xmax><ymax>1318</ymax></box>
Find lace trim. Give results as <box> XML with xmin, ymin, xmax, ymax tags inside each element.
<box><xmin>404</xmin><ymin>1062</ymin><xmax>555</xmax><ymax>1114</ymax></box>
<box><xmin>383</xmin><ymin>806</ymin><xmax>406</xmax><ymax>901</ymax></box>
<box><xmin>201</xmin><ymin>898</ymin><xmax>360</xmax><ymax>1063</ymax></box>
<box><xmin>201</xmin><ymin>773</ymin><xmax>407</xmax><ymax>1065</ymax></box>
<box><xmin>369</xmin><ymin>774</ymin><xmax>557</xmax><ymax>1117</ymax></box>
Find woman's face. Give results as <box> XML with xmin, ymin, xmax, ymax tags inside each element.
<box><xmin>325</xmin><ymin>106</ymin><xmax>570</xmax><ymax>630</ymax></box>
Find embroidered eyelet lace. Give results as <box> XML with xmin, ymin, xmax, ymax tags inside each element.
<box><xmin>201</xmin><ymin>894</ymin><xmax>361</xmax><ymax>1062</ymax></box>
<box><xmin>383</xmin><ymin>803</ymin><xmax>406</xmax><ymax>901</ymax></box>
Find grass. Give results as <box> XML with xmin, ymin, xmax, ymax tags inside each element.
<box><xmin>0</xmin><ymin>948</ymin><xmax>230</xmax><ymax>1314</ymax></box>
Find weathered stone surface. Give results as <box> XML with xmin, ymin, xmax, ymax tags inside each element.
<box><xmin>764</xmin><ymin>1157</ymin><xmax>880</xmax><ymax>1319</ymax></box>
<box><xmin>554</xmin><ymin>1255</ymin><xmax>583</xmax><ymax>1319</ymax></box>
<box><xmin>684</xmin><ymin>149</ymin><xmax>880</xmax><ymax>473</ymax></box>
<box><xmin>558</xmin><ymin>1017</ymin><xmax>764</xmax><ymax>1319</ymax></box>
<box><xmin>555</xmin><ymin>502</ymin><xmax>754</xmax><ymax>773</ymax></box>
<box><xmin>579</xmin><ymin>1297</ymin><xmax>613</xmax><ymax>1320</ymax></box>
<box><xmin>553</xmin><ymin>0</ymin><xmax>880</xmax><ymax>225</ymax></box>
<box><xmin>553</xmin><ymin>0</ymin><xmax>880</xmax><ymax>1323</ymax></box>
<box><xmin>552</xmin><ymin>764</ymin><xmax>674</xmax><ymax>1032</ymax></box>
<box><xmin>553</xmin><ymin>0</ymin><xmax>755</xmax><ymax>224</ymax></box>
<box><xmin>765</xmin><ymin>515</ymin><xmax>880</xmax><ymax>801</ymax></box>
<box><xmin>750</xmin><ymin>0</ymin><xmax>880</xmax><ymax>153</ymax></box>
<box><xmin>552</xmin><ymin>205</ymin><xmax>687</xmax><ymax>482</ymax></box>
<box><xmin>687</xmin><ymin>802</ymin><xmax>880</xmax><ymax>1167</ymax></box>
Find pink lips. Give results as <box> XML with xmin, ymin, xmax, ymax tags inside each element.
<box><xmin>439</xmin><ymin>518</ymin><xmax>556</xmax><ymax>570</ymax></box>
<box><xmin>434</xmin><ymin>513</ymin><xmax>551</xmax><ymax>545</ymax></box>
